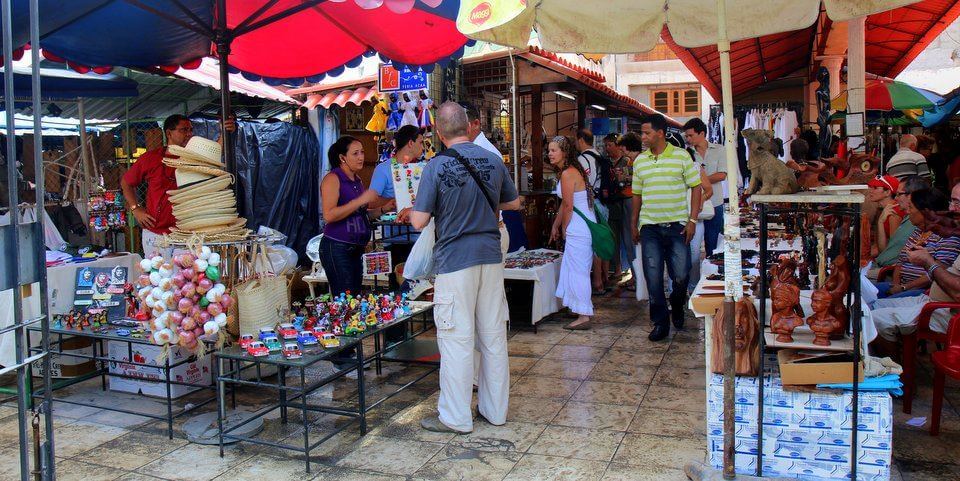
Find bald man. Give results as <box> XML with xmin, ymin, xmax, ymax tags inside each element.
<box><xmin>887</xmin><ymin>134</ymin><xmax>932</xmax><ymax>181</ymax></box>
<box><xmin>411</xmin><ymin>102</ymin><xmax>520</xmax><ymax>434</ymax></box>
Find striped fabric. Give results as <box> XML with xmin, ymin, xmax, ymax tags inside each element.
<box><xmin>632</xmin><ymin>143</ymin><xmax>701</xmax><ymax>226</ymax></box>
<box><xmin>886</xmin><ymin>148</ymin><xmax>932</xmax><ymax>180</ymax></box>
<box><xmin>897</xmin><ymin>230</ymin><xmax>960</xmax><ymax>284</ymax></box>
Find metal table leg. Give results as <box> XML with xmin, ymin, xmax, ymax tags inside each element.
<box><xmin>356</xmin><ymin>341</ymin><xmax>367</xmax><ymax>435</ymax></box>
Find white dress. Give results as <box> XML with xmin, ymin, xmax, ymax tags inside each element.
<box><xmin>400</xmin><ymin>99</ymin><xmax>419</xmax><ymax>128</ymax></box>
<box><xmin>555</xmin><ymin>183</ymin><xmax>596</xmax><ymax>316</ymax></box>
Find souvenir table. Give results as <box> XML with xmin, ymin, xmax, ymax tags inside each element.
<box><xmin>689</xmin><ymin>193</ymin><xmax>893</xmax><ymax>481</ymax></box>
<box><xmin>26</xmin><ymin>322</ymin><xmax>218</xmax><ymax>439</ymax></box>
<box><xmin>214</xmin><ymin>301</ymin><xmax>434</xmax><ymax>473</ymax></box>
<box><xmin>503</xmin><ymin>249</ymin><xmax>563</xmax><ymax>330</ymax></box>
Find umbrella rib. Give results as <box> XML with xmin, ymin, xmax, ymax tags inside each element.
<box><xmin>122</xmin><ymin>0</ymin><xmax>214</xmax><ymax>39</ymax></box>
<box><xmin>233</xmin><ymin>0</ymin><xmax>328</xmax><ymax>37</ymax></box>
<box><xmin>312</xmin><ymin>6</ymin><xmax>373</xmax><ymax>55</ymax></box>
<box><xmin>233</xmin><ymin>0</ymin><xmax>282</xmax><ymax>34</ymax></box>
<box><xmin>169</xmin><ymin>0</ymin><xmax>216</xmax><ymax>38</ymax></box>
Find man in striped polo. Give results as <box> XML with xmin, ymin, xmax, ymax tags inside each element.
<box><xmin>630</xmin><ymin>114</ymin><xmax>703</xmax><ymax>342</ymax></box>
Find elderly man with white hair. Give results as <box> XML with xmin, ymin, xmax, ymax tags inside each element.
<box><xmin>886</xmin><ymin>134</ymin><xmax>932</xmax><ymax>181</ymax></box>
<box><xmin>411</xmin><ymin>101</ymin><xmax>521</xmax><ymax>434</ymax></box>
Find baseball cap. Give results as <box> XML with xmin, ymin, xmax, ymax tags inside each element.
<box><xmin>868</xmin><ymin>175</ymin><xmax>899</xmax><ymax>192</ymax></box>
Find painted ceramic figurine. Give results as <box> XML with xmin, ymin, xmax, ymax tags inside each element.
<box><xmin>770</xmin><ymin>283</ymin><xmax>804</xmax><ymax>343</ymax></box>
<box><xmin>807</xmin><ymin>289</ymin><xmax>839</xmax><ymax>347</ymax></box>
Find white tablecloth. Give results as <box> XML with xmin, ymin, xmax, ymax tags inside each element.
<box><xmin>0</xmin><ymin>253</ymin><xmax>142</xmax><ymax>367</ymax></box>
<box><xmin>504</xmin><ymin>249</ymin><xmax>562</xmax><ymax>325</ymax></box>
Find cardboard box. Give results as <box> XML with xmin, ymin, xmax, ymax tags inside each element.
<box><xmin>32</xmin><ymin>336</ymin><xmax>96</xmax><ymax>378</ymax></box>
<box><xmin>107</xmin><ymin>341</ymin><xmax>211</xmax><ymax>399</ymax></box>
<box><xmin>778</xmin><ymin>349</ymin><xmax>864</xmax><ymax>385</ymax></box>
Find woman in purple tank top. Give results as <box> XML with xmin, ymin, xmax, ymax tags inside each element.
<box><xmin>320</xmin><ymin>136</ymin><xmax>379</xmax><ymax>298</ymax></box>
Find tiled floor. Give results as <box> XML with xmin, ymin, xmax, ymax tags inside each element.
<box><xmin>2</xmin><ymin>293</ymin><xmax>960</xmax><ymax>480</ymax></box>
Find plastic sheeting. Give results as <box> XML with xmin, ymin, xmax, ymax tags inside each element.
<box><xmin>191</xmin><ymin>118</ymin><xmax>321</xmax><ymax>265</ymax></box>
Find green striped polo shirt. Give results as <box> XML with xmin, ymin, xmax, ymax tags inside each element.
<box><xmin>631</xmin><ymin>143</ymin><xmax>701</xmax><ymax>226</ymax></box>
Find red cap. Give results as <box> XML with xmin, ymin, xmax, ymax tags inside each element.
<box><xmin>868</xmin><ymin>175</ymin><xmax>899</xmax><ymax>192</ymax></box>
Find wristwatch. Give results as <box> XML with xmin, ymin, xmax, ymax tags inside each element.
<box><xmin>688</xmin><ymin>217</ymin><xmax>697</xmax><ymax>224</ymax></box>
<box><xmin>129</xmin><ymin>203</ymin><xmax>140</xmax><ymax>212</ymax></box>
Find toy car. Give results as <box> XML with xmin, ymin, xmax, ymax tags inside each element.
<box><xmin>320</xmin><ymin>332</ymin><xmax>340</xmax><ymax>348</ymax></box>
<box><xmin>277</xmin><ymin>323</ymin><xmax>298</xmax><ymax>340</ymax></box>
<box><xmin>282</xmin><ymin>343</ymin><xmax>302</xmax><ymax>359</ymax></box>
<box><xmin>239</xmin><ymin>334</ymin><xmax>256</xmax><ymax>349</ymax></box>
<box><xmin>258</xmin><ymin>327</ymin><xmax>275</xmax><ymax>342</ymax></box>
<box><xmin>246</xmin><ymin>341</ymin><xmax>269</xmax><ymax>357</ymax></box>
<box><xmin>297</xmin><ymin>330</ymin><xmax>318</xmax><ymax>345</ymax></box>
<box><xmin>263</xmin><ymin>335</ymin><xmax>282</xmax><ymax>352</ymax></box>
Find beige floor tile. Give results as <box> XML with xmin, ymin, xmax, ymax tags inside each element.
<box><xmin>114</xmin><ymin>473</ymin><xmax>171</xmax><ymax>481</ymax></box>
<box><xmin>572</xmin><ymin>381</ymin><xmax>648</xmax><ymax>406</ymax></box>
<box><xmin>559</xmin><ymin>333</ymin><xmax>619</xmax><ymax>348</ymax></box>
<box><xmin>509</xmin><ymin>356</ymin><xmax>539</xmax><ymax>377</ymax></box>
<box><xmin>641</xmin><ymin>386</ymin><xmax>706</xmax><ymax>413</ymax></box>
<box><xmin>50</xmin><ymin>459</ymin><xmax>126</xmax><ymax>481</ymax></box>
<box><xmin>503</xmin><ymin>453</ymin><xmax>607</xmax><ymax>481</ymax></box>
<box><xmin>628</xmin><ymin>407</ymin><xmax>706</xmax><ymax>438</ymax></box>
<box><xmin>600</xmin><ymin>463</ymin><xmax>689</xmax><ymax>481</ymax></box>
<box><xmin>212</xmin><ymin>454</ymin><xmax>323</xmax><ymax>480</ymax></box>
<box><xmin>527</xmin><ymin>425</ymin><xmax>625</xmax><ymax>461</ymax></box>
<box><xmin>526</xmin><ymin>359</ymin><xmax>598</xmax><ymax>380</ymax></box>
<box><xmin>451</xmin><ymin>420</ymin><xmax>547</xmax><ymax>453</ymax></box>
<box><xmin>136</xmin><ymin>444</ymin><xmax>252</xmax><ymax>481</ymax></box>
<box><xmin>367</xmin><ymin>402</ymin><xmax>458</xmax><ymax>444</ymax></box>
<box><xmin>511</xmin><ymin>376</ymin><xmax>582</xmax><ymax>400</ymax></box>
<box><xmin>54</xmin><ymin>420</ymin><xmax>129</xmax><ymax>458</ymax></box>
<box><xmin>511</xmin><ymin>330</ymin><xmax>569</xmax><ymax>345</ymax></box>
<box><xmin>587</xmin><ymin>360</ymin><xmax>658</xmax><ymax>384</ymax></box>
<box><xmin>553</xmin><ymin>401</ymin><xmax>638</xmax><ymax>431</ymax></box>
<box><xmin>613</xmin><ymin>433</ymin><xmax>705</xmax><ymax>469</ymax></box>
<box><xmin>413</xmin><ymin>445</ymin><xmax>522</xmax><ymax>481</ymax></box>
<box><xmin>507</xmin><ymin>396</ymin><xmax>566</xmax><ymax>424</ymax></box>
<box><xmin>892</xmin><ymin>428</ymin><xmax>960</xmax><ymax>464</ymax></box>
<box><xmin>544</xmin><ymin>345</ymin><xmax>608</xmax><ymax>362</ymax></box>
<box><xmin>508</xmin><ymin>342</ymin><xmax>553</xmax><ymax>358</ymax></box>
<box><xmin>77</xmin><ymin>430</ymin><xmax>188</xmax><ymax>471</ymax></box>
<box><xmin>602</xmin><ymin>348</ymin><xmax>666</xmax><ymax>367</ymax></box>
<box><xmin>317</xmin><ymin>467</ymin><xmax>409</xmax><ymax>481</ymax></box>
<box><xmin>335</xmin><ymin>436</ymin><xmax>444</xmax><ymax>475</ymax></box>
<box><xmin>651</xmin><ymin>366</ymin><xmax>708</xmax><ymax>390</ymax></box>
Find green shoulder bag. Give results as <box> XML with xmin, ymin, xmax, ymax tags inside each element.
<box><xmin>572</xmin><ymin>206</ymin><xmax>616</xmax><ymax>261</ymax></box>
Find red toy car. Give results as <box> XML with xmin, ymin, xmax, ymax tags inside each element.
<box><xmin>239</xmin><ymin>334</ymin><xmax>255</xmax><ymax>349</ymax></box>
<box><xmin>277</xmin><ymin>323</ymin><xmax>298</xmax><ymax>340</ymax></box>
<box><xmin>282</xmin><ymin>342</ymin><xmax>302</xmax><ymax>359</ymax></box>
<box><xmin>246</xmin><ymin>341</ymin><xmax>269</xmax><ymax>357</ymax></box>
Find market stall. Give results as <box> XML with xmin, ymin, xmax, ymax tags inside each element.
<box><xmin>503</xmin><ymin>249</ymin><xmax>562</xmax><ymax>330</ymax></box>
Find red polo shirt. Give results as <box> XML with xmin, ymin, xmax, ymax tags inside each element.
<box><xmin>122</xmin><ymin>147</ymin><xmax>178</xmax><ymax>234</ymax></box>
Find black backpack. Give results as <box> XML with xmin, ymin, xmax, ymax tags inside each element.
<box><xmin>582</xmin><ymin>150</ymin><xmax>616</xmax><ymax>204</ymax></box>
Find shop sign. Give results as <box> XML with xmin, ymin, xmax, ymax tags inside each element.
<box><xmin>378</xmin><ymin>63</ymin><xmax>429</xmax><ymax>92</ymax></box>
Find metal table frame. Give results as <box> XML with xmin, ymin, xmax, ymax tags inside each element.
<box><xmin>215</xmin><ymin>304</ymin><xmax>436</xmax><ymax>473</ymax></box>
<box><xmin>27</xmin><ymin>326</ymin><xmax>220</xmax><ymax>439</ymax></box>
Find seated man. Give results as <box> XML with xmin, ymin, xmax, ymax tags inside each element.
<box><xmin>871</xmin><ymin>188</ymin><xmax>960</xmax><ymax>299</ymax></box>
<box><xmin>868</xmin><ymin>175</ymin><xmax>929</xmax><ymax>279</ymax></box>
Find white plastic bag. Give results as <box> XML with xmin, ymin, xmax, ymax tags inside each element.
<box><xmin>404</xmin><ymin>220</ymin><xmax>436</xmax><ymax>280</ymax></box>
<box><xmin>633</xmin><ymin>244</ymin><xmax>649</xmax><ymax>301</ymax></box>
<box><xmin>265</xmin><ymin>245</ymin><xmax>298</xmax><ymax>274</ymax></box>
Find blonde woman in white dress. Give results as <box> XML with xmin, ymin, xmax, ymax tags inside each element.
<box><xmin>549</xmin><ymin>136</ymin><xmax>596</xmax><ymax>330</ymax></box>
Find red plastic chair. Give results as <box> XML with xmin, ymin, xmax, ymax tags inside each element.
<box><xmin>902</xmin><ymin>302</ymin><xmax>960</xmax><ymax>414</ymax></box>
<box><xmin>930</xmin><ymin>311</ymin><xmax>960</xmax><ymax>435</ymax></box>
<box><xmin>876</xmin><ymin>265</ymin><xmax>896</xmax><ymax>282</ymax></box>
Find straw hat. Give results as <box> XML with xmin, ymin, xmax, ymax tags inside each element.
<box><xmin>176</xmin><ymin>213</ymin><xmax>240</xmax><ymax>231</ymax></box>
<box><xmin>171</xmin><ymin>190</ymin><xmax>236</xmax><ymax>209</ymax></box>
<box><xmin>173</xmin><ymin>217</ymin><xmax>247</xmax><ymax>233</ymax></box>
<box><xmin>164</xmin><ymin>159</ymin><xmax>230</xmax><ymax>179</ymax></box>
<box><xmin>167</xmin><ymin>136</ymin><xmax>224</xmax><ymax>168</ymax></box>
<box><xmin>174</xmin><ymin>168</ymin><xmax>214</xmax><ymax>188</ymax></box>
<box><xmin>167</xmin><ymin>174</ymin><xmax>233</xmax><ymax>199</ymax></box>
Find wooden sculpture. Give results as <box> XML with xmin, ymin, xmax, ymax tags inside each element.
<box><xmin>824</xmin><ymin>253</ymin><xmax>851</xmax><ymax>339</ymax></box>
<box><xmin>806</xmin><ymin>289</ymin><xmax>840</xmax><ymax>346</ymax></box>
<box><xmin>770</xmin><ymin>283</ymin><xmax>804</xmax><ymax>343</ymax></box>
<box><xmin>711</xmin><ymin>296</ymin><xmax>760</xmax><ymax>376</ymax></box>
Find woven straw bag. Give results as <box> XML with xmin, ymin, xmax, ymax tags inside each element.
<box><xmin>230</xmin><ymin>243</ymin><xmax>290</xmax><ymax>337</ymax></box>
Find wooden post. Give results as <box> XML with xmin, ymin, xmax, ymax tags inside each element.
<box><xmin>577</xmin><ymin>92</ymin><xmax>587</xmax><ymax>131</ymax></box>
<box><xmin>531</xmin><ymin>85</ymin><xmax>543</xmax><ymax>189</ymax></box>
<box><xmin>847</xmin><ymin>17</ymin><xmax>866</xmax><ymax>153</ymax></box>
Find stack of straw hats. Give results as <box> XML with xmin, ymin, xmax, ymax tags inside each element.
<box><xmin>163</xmin><ymin>136</ymin><xmax>250</xmax><ymax>241</ymax></box>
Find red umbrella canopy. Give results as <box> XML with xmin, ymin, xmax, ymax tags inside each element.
<box><xmin>224</xmin><ymin>0</ymin><xmax>471</xmax><ymax>84</ymax></box>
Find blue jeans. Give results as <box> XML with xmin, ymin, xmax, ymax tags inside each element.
<box><xmin>640</xmin><ymin>222</ymin><xmax>691</xmax><ymax>329</ymax></box>
<box><xmin>319</xmin><ymin>236</ymin><xmax>365</xmax><ymax>297</ymax></box>
<box><xmin>872</xmin><ymin>281</ymin><xmax>925</xmax><ymax>300</ymax></box>
<box><xmin>703</xmin><ymin>204</ymin><xmax>724</xmax><ymax>256</ymax></box>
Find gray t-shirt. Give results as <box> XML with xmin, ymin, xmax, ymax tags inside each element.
<box><xmin>414</xmin><ymin>142</ymin><xmax>519</xmax><ymax>275</ymax></box>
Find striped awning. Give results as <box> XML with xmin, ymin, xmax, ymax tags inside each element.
<box><xmin>304</xmin><ymin>87</ymin><xmax>378</xmax><ymax>110</ymax></box>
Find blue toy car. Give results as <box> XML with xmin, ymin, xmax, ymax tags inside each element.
<box><xmin>297</xmin><ymin>330</ymin><xmax>318</xmax><ymax>345</ymax></box>
<box><xmin>258</xmin><ymin>327</ymin><xmax>275</xmax><ymax>342</ymax></box>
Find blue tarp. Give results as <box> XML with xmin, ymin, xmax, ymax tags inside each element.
<box><xmin>0</xmin><ymin>66</ymin><xmax>138</xmax><ymax>99</ymax></box>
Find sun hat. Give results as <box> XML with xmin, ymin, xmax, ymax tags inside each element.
<box><xmin>167</xmin><ymin>136</ymin><xmax>224</xmax><ymax>168</ymax></box>
<box><xmin>164</xmin><ymin>158</ymin><xmax>230</xmax><ymax>179</ymax></box>
<box><xmin>167</xmin><ymin>174</ymin><xmax>233</xmax><ymax>199</ymax></box>
<box><xmin>170</xmin><ymin>188</ymin><xmax>236</xmax><ymax>206</ymax></box>
<box><xmin>174</xmin><ymin>168</ymin><xmax>214</xmax><ymax>188</ymax></box>
<box><xmin>867</xmin><ymin>175</ymin><xmax>899</xmax><ymax>193</ymax></box>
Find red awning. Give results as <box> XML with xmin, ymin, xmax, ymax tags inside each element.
<box><xmin>665</xmin><ymin>0</ymin><xmax>960</xmax><ymax>99</ymax></box>
<box><xmin>304</xmin><ymin>87</ymin><xmax>378</xmax><ymax>110</ymax></box>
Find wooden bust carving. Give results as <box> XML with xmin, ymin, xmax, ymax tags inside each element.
<box><xmin>769</xmin><ymin>255</ymin><xmax>803</xmax><ymax>317</ymax></box>
<box><xmin>770</xmin><ymin>283</ymin><xmax>803</xmax><ymax>343</ymax></box>
<box><xmin>711</xmin><ymin>296</ymin><xmax>760</xmax><ymax>376</ymax></box>
<box><xmin>807</xmin><ymin>289</ymin><xmax>840</xmax><ymax>346</ymax></box>
<box><xmin>823</xmin><ymin>253</ymin><xmax>850</xmax><ymax>339</ymax></box>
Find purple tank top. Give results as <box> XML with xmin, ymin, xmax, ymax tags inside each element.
<box><xmin>323</xmin><ymin>168</ymin><xmax>370</xmax><ymax>245</ymax></box>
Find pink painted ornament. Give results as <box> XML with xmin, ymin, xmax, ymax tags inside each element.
<box><xmin>178</xmin><ymin>330</ymin><xmax>196</xmax><ymax>347</ymax></box>
<box><xmin>220</xmin><ymin>294</ymin><xmax>233</xmax><ymax>310</ymax></box>
<box><xmin>199</xmin><ymin>311</ymin><xmax>212</xmax><ymax>323</ymax></box>
<box><xmin>193</xmin><ymin>326</ymin><xmax>204</xmax><ymax>338</ymax></box>
<box><xmin>137</xmin><ymin>275</ymin><xmax>151</xmax><ymax>287</ymax></box>
<box><xmin>178</xmin><ymin>298</ymin><xmax>194</xmax><ymax>314</ymax></box>
<box><xmin>181</xmin><ymin>317</ymin><xmax>197</xmax><ymax>331</ymax></box>
<box><xmin>180</xmin><ymin>253</ymin><xmax>195</xmax><ymax>268</ymax></box>
<box><xmin>181</xmin><ymin>282</ymin><xmax>196</xmax><ymax>298</ymax></box>
<box><xmin>171</xmin><ymin>273</ymin><xmax>186</xmax><ymax>288</ymax></box>
<box><xmin>181</xmin><ymin>267</ymin><xmax>196</xmax><ymax>281</ymax></box>
<box><xmin>207</xmin><ymin>302</ymin><xmax>223</xmax><ymax>317</ymax></box>
<box><xmin>197</xmin><ymin>278</ymin><xmax>213</xmax><ymax>295</ymax></box>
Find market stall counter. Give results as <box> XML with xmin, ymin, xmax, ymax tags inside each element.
<box><xmin>215</xmin><ymin>301</ymin><xmax>435</xmax><ymax>473</ymax></box>
<box><xmin>503</xmin><ymin>249</ymin><xmax>562</xmax><ymax>331</ymax></box>
<box><xmin>27</xmin><ymin>322</ymin><xmax>217</xmax><ymax>439</ymax></box>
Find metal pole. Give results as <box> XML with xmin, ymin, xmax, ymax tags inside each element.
<box><xmin>717</xmin><ymin>0</ymin><xmax>742</xmax><ymax>479</ymax></box>
<box><xmin>509</xmin><ymin>50</ymin><xmax>519</xmax><ymax>185</ymax></box>
<box><xmin>77</xmin><ymin>99</ymin><xmax>91</xmax><ymax>202</ymax></box>
<box><xmin>215</xmin><ymin>0</ymin><xmax>235</xmax><ymax>177</ymax></box>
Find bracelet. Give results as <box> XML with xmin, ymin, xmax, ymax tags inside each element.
<box><xmin>129</xmin><ymin>203</ymin><xmax>140</xmax><ymax>211</ymax></box>
<box><xmin>927</xmin><ymin>263</ymin><xmax>941</xmax><ymax>279</ymax></box>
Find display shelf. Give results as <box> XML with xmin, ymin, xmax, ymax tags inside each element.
<box><xmin>763</xmin><ymin>327</ymin><xmax>854</xmax><ymax>352</ymax></box>
<box><xmin>751</xmin><ymin>191</ymin><xmax>865</xmax><ymax>204</ymax></box>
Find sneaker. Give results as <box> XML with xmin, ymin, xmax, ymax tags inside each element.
<box><xmin>420</xmin><ymin>416</ymin><xmax>471</xmax><ymax>434</ymax></box>
<box><xmin>475</xmin><ymin>410</ymin><xmax>505</xmax><ymax>426</ymax></box>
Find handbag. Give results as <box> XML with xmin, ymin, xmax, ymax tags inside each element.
<box><xmin>447</xmin><ymin>148</ymin><xmax>510</xmax><ymax>256</ymax></box>
<box><xmin>572</xmin><ymin>206</ymin><xmax>616</xmax><ymax>261</ymax></box>
<box><xmin>230</xmin><ymin>243</ymin><xmax>290</xmax><ymax>337</ymax></box>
